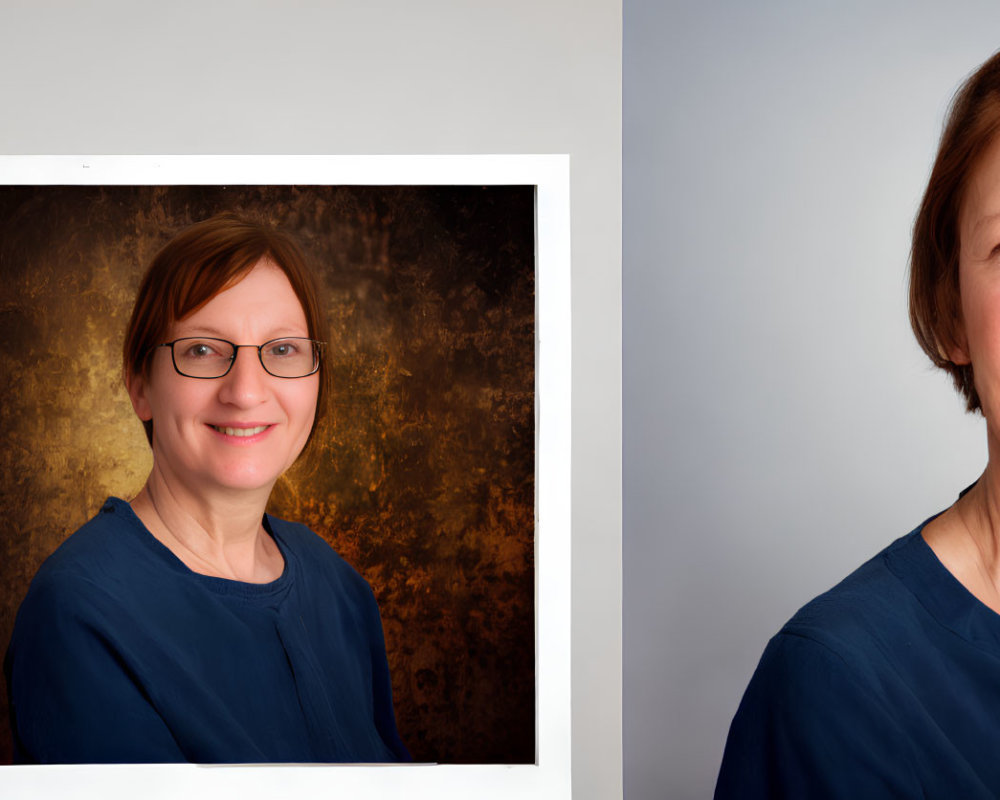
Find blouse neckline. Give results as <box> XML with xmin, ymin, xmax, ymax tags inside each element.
<box><xmin>100</xmin><ymin>496</ymin><xmax>294</xmax><ymax>602</ymax></box>
<box><xmin>885</xmin><ymin>517</ymin><xmax>1000</xmax><ymax>656</ymax></box>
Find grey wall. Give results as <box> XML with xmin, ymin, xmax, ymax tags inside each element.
<box><xmin>623</xmin><ymin>3</ymin><xmax>1000</xmax><ymax>799</ymax></box>
<box><xmin>0</xmin><ymin>2</ymin><xmax>622</xmax><ymax>798</ymax></box>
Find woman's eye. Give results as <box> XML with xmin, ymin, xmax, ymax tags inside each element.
<box><xmin>268</xmin><ymin>341</ymin><xmax>298</xmax><ymax>357</ymax></box>
<box><xmin>184</xmin><ymin>341</ymin><xmax>222</xmax><ymax>358</ymax></box>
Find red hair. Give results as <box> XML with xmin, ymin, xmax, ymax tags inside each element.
<box><xmin>911</xmin><ymin>51</ymin><xmax>1000</xmax><ymax>412</ymax></box>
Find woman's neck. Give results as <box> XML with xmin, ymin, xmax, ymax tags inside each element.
<box><xmin>130</xmin><ymin>469</ymin><xmax>284</xmax><ymax>583</ymax></box>
<box><xmin>922</xmin><ymin>462</ymin><xmax>1000</xmax><ymax>614</ymax></box>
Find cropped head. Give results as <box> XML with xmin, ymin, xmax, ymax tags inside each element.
<box><xmin>123</xmin><ymin>212</ymin><xmax>330</xmax><ymax>447</ymax></box>
<box><xmin>911</xmin><ymin>50</ymin><xmax>1000</xmax><ymax>413</ymax></box>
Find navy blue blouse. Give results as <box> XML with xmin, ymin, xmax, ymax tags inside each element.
<box><xmin>4</xmin><ymin>497</ymin><xmax>409</xmax><ymax>764</ymax></box>
<box><xmin>716</xmin><ymin>520</ymin><xmax>1000</xmax><ymax>798</ymax></box>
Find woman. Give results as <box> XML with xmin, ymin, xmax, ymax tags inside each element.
<box><xmin>715</xmin><ymin>52</ymin><xmax>1000</xmax><ymax>798</ymax></box>
<box><xmin>3</xmin><ymin>213</ymin><xmax>409</xmax><ymax>764</ymax></box>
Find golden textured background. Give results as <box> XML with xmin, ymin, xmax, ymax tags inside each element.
<box><xmin>0</xmin><ymin>185</ymin><xmax>535</xmax><ymax>763</ymax></box>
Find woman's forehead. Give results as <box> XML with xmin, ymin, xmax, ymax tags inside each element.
<box><xmin>171</xmin><ymin>261</ymin><xmax>308</xmax><ymax>336</ymax></box>
<box><xmin>960</xmin><ymin>137</ymin><xmax>1000</xmax><ymax>243</ymax></box>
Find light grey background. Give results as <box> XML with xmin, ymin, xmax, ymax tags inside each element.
<box><xmin>624</xmin><ymin>3</ymin><xmax>999</xmax><ymax>799</ymax></box>
<box><xmin>0</xmin><ymin>2</ymin><xmax>622</xmax><ymax>798</ymax></box>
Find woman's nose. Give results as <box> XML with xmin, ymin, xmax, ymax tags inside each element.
<box><xmin>217</xmin><ymin>346</ymin><xmax>268</xmax><ymax>405</ymax></box>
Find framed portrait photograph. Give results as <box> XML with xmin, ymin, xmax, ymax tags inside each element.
<box><xmin>0</xmin><ymin>155</ymin><xmax>571</xmax><ymax>799</ymax></box>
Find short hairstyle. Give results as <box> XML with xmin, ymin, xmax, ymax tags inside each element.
<box><xmin>123</xmin><ymin>212</ymin><xmax>330</xmax><ymax>446</ymax></box>
<box><xmin>910</xmin><ymin>50</ymin><xmax>1000</xmax><ymax>413</ymax></box>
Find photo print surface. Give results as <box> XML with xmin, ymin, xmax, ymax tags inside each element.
<box><xmin>0</xmin><ymin>184</ymin><xmax>536</xmax><ymax>764</ymax></box>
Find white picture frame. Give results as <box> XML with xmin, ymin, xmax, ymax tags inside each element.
<box><xmin>0</xmin><ymin>154</ymin><xmax>572</xmax><ymax>800</ymax></box>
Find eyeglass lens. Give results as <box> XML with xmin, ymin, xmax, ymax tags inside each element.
<box><xmin>170</xmin><ymin>337</ymin><xmax>318</xmax><ymax>378</ymax></box>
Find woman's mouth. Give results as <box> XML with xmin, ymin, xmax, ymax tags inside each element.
<box><xmin>210</xmin><ymin>424</ymin><xmax>270</xmax><ymax>437</ymax></box>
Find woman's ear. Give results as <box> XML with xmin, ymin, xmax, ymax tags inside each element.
<box><xmin>125</xmin><ymin>371</ymin><xmax>153</xmax><ymax>421</ymax></box>
<box><xmin>948</xmin><ymin>321</ymin><xmax>972</xmax><ymax>366</ymax></box>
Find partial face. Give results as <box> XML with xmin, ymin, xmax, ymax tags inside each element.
<box><xmin>127</xmin><ymin>260</ymin><xmax>319</xmax><ymax>496</ymax></box>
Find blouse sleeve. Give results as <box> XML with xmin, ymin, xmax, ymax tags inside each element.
<box><xmin>4</xmin><ymin>572</ymin><xmax>186</xmax><ymax>764</ymax></box>
<box><xmin>714</xmin><ymin>632</ymin><xmax>922</xmax><ymax>800</ymax></box>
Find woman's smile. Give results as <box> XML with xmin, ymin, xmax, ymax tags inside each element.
<box><xmin>210</xmin><ymin>423</ymin><xmax>272</xmax><ymax>438</ymax></box>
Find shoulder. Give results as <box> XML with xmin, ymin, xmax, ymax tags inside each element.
<box><xmin>779</xmin><ymin>532</ymin><xmax>923</xmax><ymax>658</ymax></box>
<box><xmin>35</xmin><ymin>497</ymin><xmax>146</xmax><ymax>576</ymax></box>
<box><xmin>8</xmin><ymin>507</ymin><xmax>142</xmax><ymax>682</ymax></box>
<box><xmin>715</xmin><ymin>532</ymin><xmax>934</xmax><ymax>798</ymax></box>
<box><xmin>715</xmin><ymin>538</ymin><xmax>925</xmax><ymax>798</ymax></box>
<box><xmin>716</xmin><ymin>625</ymin><xmax>922</xmax><ymax>799</ymax></box>
<box><xmin>265</xmin><ymin>516</ymin><xmax>388</xmax><ymax>640</ymax></box>
<box><xmin>22</xmin><ymin>498</ymin><xmax>148</xmax><ymax>605</ymax></box>
<box><xmin>12</xmin><ymin>497</ymin><xmax>213</xmax><ymax>642</ymax></box>
<box><xmin>746</xmin><ymin>537</ymin><xmax>917</xmax><ymax>723</ymax></box>
<box><xmin>266</xmin><ymin>515</ymin><xmax>376</xmax><ymax>600</ymax></box>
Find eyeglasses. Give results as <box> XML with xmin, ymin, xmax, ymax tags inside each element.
<box><xmin>157</xmin><ymin>337</ymin><xmax>324</xmax><ymax>379</ymax></box>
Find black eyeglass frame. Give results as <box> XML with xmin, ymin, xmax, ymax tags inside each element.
<box><xmin>156</xmin><ymin>337</ymin><xmax>325</xmax><ymax>380</ymax></box>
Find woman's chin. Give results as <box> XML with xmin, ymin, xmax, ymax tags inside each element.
<box><xmin>212</xmin><ymin>471</ymin><xmax>281</xmax><ymax>495</ymax></box>
<box><xmin>186</xmin><ymin>462</ymin><xmax>283</xmax><ymax>496</ymax></box>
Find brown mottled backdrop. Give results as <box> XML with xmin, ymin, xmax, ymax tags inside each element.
<box><xmin>0</xmin><ymin>185</ymin><xmax>535</xmax><ymax>763</ymax></box>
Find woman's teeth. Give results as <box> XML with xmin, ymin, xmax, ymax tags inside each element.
<box><xmin>212</xmin><ymin>425</ymin><xmax>268</xmax><ymax>437</ymax></box>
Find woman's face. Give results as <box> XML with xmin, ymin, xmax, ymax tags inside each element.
<box><xmin>127</xmin><ymin>260</ymin><xmax>319</xmax><ymax>497</ymax></box>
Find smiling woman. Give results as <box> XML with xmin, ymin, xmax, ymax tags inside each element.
<box><xmin>130</xmin><ymin>262</ymin><xmax>320</xmax><ymax>519</ymax></box>
<box><xmin>3</xmin><ymin>213</ymin><xmax>410</xmax><ymax>763</ymax></box>
<box><xmin>715</xmin><ymin>49</ymin><xmax>1000</xmax><ymax>799</ymax></box>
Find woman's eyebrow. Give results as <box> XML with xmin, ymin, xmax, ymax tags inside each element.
<box><xmin>173</xmin><ymin>325</ymin><xmax>307</xmax><ymax>339</ymax></box>
<box><xmin>171</xmin><ymin>325</ymin><xmax>228</xmax><ymax>338</ymax></box>
<box><xmin>972</xmin><ymin>210</ymin><xmax>1000</xmax><ymax>234</ymax></box>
